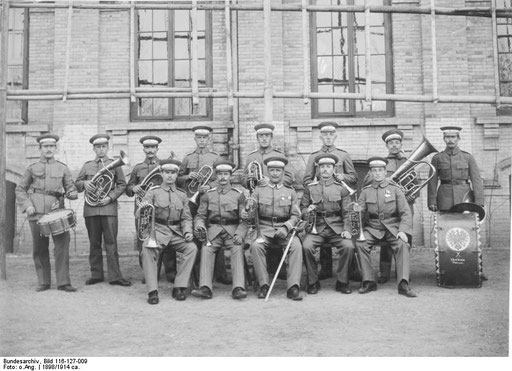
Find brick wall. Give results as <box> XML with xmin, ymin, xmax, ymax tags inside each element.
<box><xmin>6</xmin><ymin>0</ymin><xmax>511</xmax><ymax>255</ymax></box>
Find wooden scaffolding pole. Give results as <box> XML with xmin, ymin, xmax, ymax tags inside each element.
<box><xmin>364</xmin><ymin>0</ymin><xmax>372</xmax><ymax>103</ymax></box>
<box><xmin>302</xmin><ymin>0</ymin><xmax>309</xmax><ymax>105</ymax></box>
<box><xmin>263</xmin><ymin>0</ymin><xmax>273</xmax><ymax>124</ymax></box>
<box><xmin>129</xmin><ymin>0</ymin><xmax>135</xmax><ymax>102</ymax></box>
<box><xmin>491</xmin><ymin>0</ymin><xmax>501</xmax><ymax>106</ymax></box>
<box><xmin>225</xmin><ymin>0</ymin><xmax>234</xmax><ymax>107</ymax></box>
<box><xmin>0</xmin><ymin>0</ymin><xmax>10</xmax><ymax>280</ymax></box>
<box><xmin>191</xmin><ymin>0</ymin><xmax>199</xmax><ymax>111</ymax></box>
<box><xmin>431</xmin><ymin>0</ymin><xmax>438</xmax><ymax>103</ymax></box>
<box><xmin>63</xmin><ymin>1</ymin><xmax>73</xmax><ymax>101</ymax></box>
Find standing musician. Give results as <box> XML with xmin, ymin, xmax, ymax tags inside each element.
<box><xmin>356</xmin><ymin>157</ymin><xmax>416</xmax><ymax>298</ymax></box>
<box><xmin>177</xmin><ymin>125</ymin><xmax>230</xmax><ymax>285</ymax></box>
<box><xmin>301</xmin><ymin>154</ymin><xmax>355</xmax><ymax>295</ymax></box>
<box><xmin>427</xmin><ymin>126</ymin><xmax>487</xmax><ymax>281</ymax></box>
<box><xmin>249</xmin><ymin>156</ymin><xmax>303</xmax><ymax>301</ymax></box>
<box><xmin>242</xmin><ymin>123</ymin><xmax>294</xmax><ymax>188</ymax></box>
<box><xmin>126</xmin><ymin>135</ymin><xmax>175</xmax><ymax>281</ymax></box>
<box><xmin>362</xmin><ymin>129</ymin><xmax>416</xmax><ymax>284</ymax></box>
<box><xmin>75</xmin><ymin>134</ymin><xmax>131</xmax><ymax>287</ymax></box>
<box><xmin>138</xmin><ymin>159</ymin><xmax>197</xmax><ymax>304</ymax></box>
<box><xmin>192</xmin><ymin>160</ymin><xmax>248</xmax><ymax>300</ymax></box>
<box><xmin>302</xmin><ymin>121</ymin><xmax>358</xmax><ymax>281</ymax></box>
<box><xmin>15</xmin><ymin>134</ymin><xmax>78</xmax><ymax>292</ymax></box>
<box><xmin>427</xmin><ymin>126</ymin><xmax>484</xmax><ymax>213</ymax></box>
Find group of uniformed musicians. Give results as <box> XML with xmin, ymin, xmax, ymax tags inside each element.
<box><xmin>15</xmin><ymin>121</ymin><xmax>485</xmax><ymax>304</ymax></box>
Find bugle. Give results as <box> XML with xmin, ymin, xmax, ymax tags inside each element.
<box><xmin>188</xmin><ymin>165</ymin><xmax>214</xmax><ymax>204</ymax></box>
<box><xmin>85</xmin><ymin>150</ymin><xmax>130</xmax><ymax>206</ymax></box>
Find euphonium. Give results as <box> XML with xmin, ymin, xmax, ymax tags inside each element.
<box><xmin>389</xmin><ymin>137</ymin><xmax>438</xmax><ymax>199</ymax></box>
<box><xmin>247</xmin><ymin>160</ymin><xmax>263</xmax><ymax>191</ymax></box>
<box><xmin>85</xmin><ymin>150</ymin><xmax>130</xmax><ymax>206</ymax></box>
<box><xmin>135</xmin><ymin>165</ymin><xmax>162</xmax><ymax>207</ymax></box>
<box><xmin>347</xmin><ymin>202</ymin><xmax>366</xmax><ymax>242</ymax></box>
<box><xmin>137</xmin><ymin>203</ymin><xmax>158</xmax><ymax>248</ymax></box>
<box><xmin>188</xmin><ymin>165</ymin><xmax>214</xmax><ymax>204</ymax></box>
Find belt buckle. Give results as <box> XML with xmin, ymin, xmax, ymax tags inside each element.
<box><xmin>272</xmin><ymin>216</ymin><xmax>277</xmax><ymax>224</ymax></box>
<box><xmin>378</xmin><ymin>212</ymin><xmax>385</xmax><ymax>220</ymax></box>
<box><xmin>220</xmin><ymin>218</ymin><xmax>226</xmax><ymax>226</ymax></box>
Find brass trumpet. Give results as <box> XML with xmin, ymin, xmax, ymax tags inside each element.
<box><xmin>137</xmin><ymin>203</ymin><xmax>158</xmax><ymax>248</ymax></box>
<box><xmin>195</xmin><ymin>226</ymin><xmax>212</xmax><ymax>247</ymax></box>
<box><xmin>188</xmin><ymin>165</ymin><xmax>214</xmax><ymax>204</ymax></box>
<box><xmin>347</xmin><ymin>202</ymin><xmax>366</xmax><ymax>242</ymax></box>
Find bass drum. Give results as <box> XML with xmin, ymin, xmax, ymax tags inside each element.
<box><xmin>434</xmin><ymin>212</ymin><xmax>482</xmax><ymax>288</ymax></box>
<box><xmin>37</xmin><ymin>209</ymin><xmax>76</xmax><ymax>237</ymax></box>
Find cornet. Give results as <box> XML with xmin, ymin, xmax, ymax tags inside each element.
<box><xmin>137</xmin><ymin>203</ymin><xmax>158</xmax><ymax>248</ymax></box>
<box><xmin>188</xmin><ymin>165</ymin><xmax>214</xmax><ymax>204</ymax></box>
<box><xmin>347</xmin><ymin>202</ymin><xmax>366</xmax><ymax>242</ymax></box>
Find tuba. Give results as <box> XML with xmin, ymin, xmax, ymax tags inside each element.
<box><xmin>390</xmin><ymin>137</ymin><xmax>438</xmax><ymax>199</ymax></box>
<box><xmin>247</xmin><ymin>160</ymin><xmax>263</xmax><ymax>191</ymax></box>
<box><xmin>85</xmin><ymin>150</ymin><xmax>129</xmax><ymax>206</ymax></box>
<box><xmin>137</xmin><ymin>203</ymin><xmax>158</xmax><ymax>248</ymax></box>
<box><xmin>188</xmin><ymin>165</ymin><xmax>214</xmax><ymax>204</ymax></box>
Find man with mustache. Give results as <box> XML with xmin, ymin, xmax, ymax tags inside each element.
<box><xmin>15</xmin><ymin>134</ymin><xmax>78</xmax><ymax>292</ymax></box>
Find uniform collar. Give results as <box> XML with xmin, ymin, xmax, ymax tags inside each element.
<box><xmin>39</xmin><ymin>157</ymin><xmax>56</xmax><ymax>164</ymax></box>
<box><xmin>217</xmin><ymin>184</ymin><xmax>232</xmax><ymax>194</ymax></box>
<box><xmin>372</xmin><ymin>179</ymin><xmax>390</xmax><ymax>188</ymax></box>
<box><xmin>160</xmin><ymin>183</ymin><xmax>176</xmax><ymax>192</ymax></box>
<box><xmin>258</xmin><ymin>146</ymin><xmax>274</xmax><ymax>155</ymax></box>
<box><xmin>95</xmin><ymin>156</ymin><xmax>109</xmax><ymax>163</ymax></box>
<box><xmin>194</xmin><ymin>147</ymin><xmax>210</xmax><ymax>155</ymax></box>
<box><xmin>445</xmin><ymin>146</ymin><xmax>460</xmax><ymax>155</ymax></box>
<box><xmin>267</xmin><ymin>182</ymin><xmax>283</xmax><ymax>189</ymax></box>
<box><xmin>321</xmin><ymin>177</ymin><xmax>334</xmax><ymax>186</ymax></box>
<box><xmin>321</xmin><ymin>145</ymin><xmax>336</xmax><ymax>153</ymax></box>
<box><xmin>144</xmin><ymin>157</ymin><xmax>160</xmax><ymax>165</ymax></box>
<box><xmin>386</xmin><ymin>152</ymin><xmax>403</xmax><ymax>159</ymax></box>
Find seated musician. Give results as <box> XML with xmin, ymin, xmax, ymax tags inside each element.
<box><xmin>192</xmin><ymin>160</ymin><xmax>248</xmax><ymax>300</ymax></box>
<box><xmin>301</xmin><ymin>153</ymin><xmax>355</xmax><ymax>295</ymax></box>
<box><xmin>249</xmin><ymin>156</ymin><xmax>303</xmax><ymax>301</ymax></box>
<box><xmin>356</xmin><ymin>157</ymin><xmax>416</xmax><ymax>298</ymax></box>
<box><xmin>138</xmin><ymin>159</ymin><xmax>198</xmax><ymax>304</ymax></box>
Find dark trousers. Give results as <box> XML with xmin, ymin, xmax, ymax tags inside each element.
<box><xmin>29</xmin><ymin>220</ymin><xmax>71</xmax><ymax>287</ymax></box>
<box><xmin>85</xmin><ymin>215</ymin><xmax>124</xmax><ymax>282</ymax></box>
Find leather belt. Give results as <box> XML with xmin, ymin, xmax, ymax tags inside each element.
<box><xmin>441</xmin><ymin>179</ymin><xmax>469</xmax><ymax>185</ymax></box>
<box><xmin>32</xmin><ymin>189</ymin><xmax>63</xmax><ymax>198</ymax></box>
<box><xmin>316</xmin><ymin>211</ymin><xmax>338</xmax><ymax>218</ymax></box>
<box><xmin>259</xmin><ymin>216</ymin><xmax>288</xmax><ymax>223</ymax></box>
<box><xmin>209</xmin><ymin>218</ymin><xmax>238</xmax><ymax>226</ymax></box>
<box><xmin>368</xmin><ymin>212</ymin><xmax>399</xmax><ymax>220</ymax></box>
<box><xmin>155</xmin><ymin>218</ymin><xmax>181</xmax><ymax>226</ymax></box>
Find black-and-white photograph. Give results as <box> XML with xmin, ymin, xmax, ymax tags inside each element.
<box><xmin>0</xmin><ymin>0</ymin><xmax>510</xmax><ymax>363</ymax></box>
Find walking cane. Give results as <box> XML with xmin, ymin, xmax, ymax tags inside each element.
<box><xmin>264</xmin><ymin>221</ymin><xmax>304</xmax><ymax>302</ymax></box>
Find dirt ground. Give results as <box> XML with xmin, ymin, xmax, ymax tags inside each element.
<box><xmin>0</xmin><ymin>248</ymin><xmax>509</xmax><ymax>357</ymax></box>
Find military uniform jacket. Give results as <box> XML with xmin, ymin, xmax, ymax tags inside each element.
<box><xmin>427</xmin><ymin>146</ymin><xmax>484</xmax><ymax>210</ymax></box>
<box><xmin>178</xmin><ymin>147</ymin><xmax>220</xmax><ymax>197</ymax></box>
<box><xmin>300</xmin><ymin>178</ymin><xmax>352</xmax><ymax>235</ymax></box>
<box><xmin>303</xmin><ymin>145</ymin><xmax>357</xmax><ymax>188</ymax></box>
<box><xmin>358</xmin><ymin>179</ymin><xmax>412</xmax><ymax>239</ymax></box>
<box><xmin>252</xmin><ymin>183</ymin><xmax>301</xmax><ymax>238</ymax></box>
<box><xmin>241</xmin><ymin>146</ymin><xmax>294</xmax><ymax>187</ymax></box>
<box><xmin>75</xmin><ymin>157</ymin><xmax>127</xmax><ymax>217</ymax></box>
<box><xmin>16</xmin><ymin>157</ymin><xmax>76</xmax><ymax>221</ymax></box>
<box><xmin>362</xmin><ymin>153</ymin><xmax>417</xmax><ymax>204</ymax></box>
<box><xmin>194</xmin><ymin>185</ymin><xmax>248</xmax><ymax>241</ymax></box>
<box><xmin>142</xmin><ymin>184</ymin><xmax>193</xmax><ymax>246</ymax></box>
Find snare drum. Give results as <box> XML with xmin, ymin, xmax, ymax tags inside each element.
<box><xmin>434</xmin><ymin>212</ymin><xmax>482</xmax><ymax>288</ymax></box>
<box><xmin>37</xmin><ymin>209</ymin><xmax>76</xmax><ymax>237</ymax></box>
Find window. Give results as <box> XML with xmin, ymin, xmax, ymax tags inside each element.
<box><xmin>7</xmin><ymin>8</ymin><xmax>29</xmax><ymax>123</ymax></box>
<box><xmin>131</xmin><ymin>8</ymin><xmax>212</xmax><ymax>121</ymax></box>
<box><xmin>497</xmin><ymin>0</ymin><xmax>512</xmax><ymax>114</ymax></box>
<box><xmin>310</xmin><ymin>0</ymin><xmax>393</xmax><ymax>118</ymax></box>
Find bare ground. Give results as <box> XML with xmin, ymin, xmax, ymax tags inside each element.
<box><xmin>0</xmin><ymin>248</ymin><xmax>509</xmax><ymax>357</ymax></box>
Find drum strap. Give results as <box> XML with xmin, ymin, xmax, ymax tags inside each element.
<box><xmin>33</xmin><ymin>188</ymin><xmax>63</xmax><ymax>198</ymax></box>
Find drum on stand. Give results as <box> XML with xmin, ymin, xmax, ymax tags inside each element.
<box><xmin>37</xmin><ymin>209</ymin><xmax>76</xmax><ymax>237</ymax></box>
<box><xmin>434</xmin><ymin>212</ymin><xmax>482</xmax><ymax>288</ymax></box>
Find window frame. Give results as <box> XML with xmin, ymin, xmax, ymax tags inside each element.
<box><xmin>130</xmin><ymin>8</ymin><xmax>213</xmax><ymax>122</ymax></box>
<box><xmin>7</xmin><ymin>8</ymin><xmax>29</xmax><ymax>124</ymax></box>
<box><xmin>309</xmin><ymin>0</ymin><xmax>394</xmax><ymax>119</ymax></box>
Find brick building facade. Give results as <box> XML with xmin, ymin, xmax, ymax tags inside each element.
<box><xmin>4</xmin><ymin>0</ymin><xmax>511</xmax><ymax>256</ymax></box>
